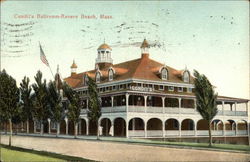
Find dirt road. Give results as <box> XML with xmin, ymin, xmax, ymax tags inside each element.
<box><xmin>1</xmin><ymin>135</ymin><xmax>249</xmax><ymax>161</ymax></box>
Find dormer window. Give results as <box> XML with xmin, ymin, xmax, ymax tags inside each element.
<box><xmin>108</xmin><ymin>68</ymin><xmax>114</xmax><ymax>81</ymax></box>
<box><xmin>161</xmin><ymin>68</ymin><xmax>168</xmax><ymax>80</ymax></box>
<box><xmin>183</xmin><ymin>71</ymin><xmax>190</xmax><ymax>83</ymax></box>
<box><xmin>96</xmin><ymin>72</ymin><xmax>101</xmax><ymax>83</ymax></box>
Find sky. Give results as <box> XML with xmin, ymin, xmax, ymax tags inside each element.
<box><xmin>0</xmin><ymin>1</ymin><xmax>249</xmax><ymax>99</ymax></box>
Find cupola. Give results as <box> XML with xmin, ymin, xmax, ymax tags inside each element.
<box><xmin>140</xmin><ymin>39</ymin><xmax>150</xmax><ymax>54</ymax></box>
<box><xmin>95</xmin><ymin>42</ymin><xmax>113</xmax><ymax>69</ymax></box>
<box><xmin>70</xmin><ymin>60</ymin><xmax>77</xmax><ymax>76</ymax></box>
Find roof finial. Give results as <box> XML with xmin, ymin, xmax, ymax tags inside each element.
<box><xmin>185</xmin><ymin>65</ymin><xmax>187</xmax><ymax>71</ymax></box>
<box><xmin>57</xmin><ymin>64</ymin><xmax>59</xmax><ymax>73</ymax></box>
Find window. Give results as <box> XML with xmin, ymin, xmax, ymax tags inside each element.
<box><xmin>109</xmin><ymin>69</ymin><xmax>114</xmax><ymax>81</ymax></box>
<box><xmin>183</xmin><ymin>71</ymin><xmax>190</xmax><ymax>83</ymax></box>
<box><xmin>168</xmin><ymin>86</ymin><xmax>174</xmax><ymax>91</ymax></box>
<box><xmin>187</xmin><ymin>88</ymin><xmax>192</xmax><ymax>93</ymax></box>
<box><xmin>178</xmin><ymin>87</ymin><xmax>183</xmax><ymax>92</ymax></box>
<box><xmin>105</xmin><ymin>87</ymin><xmax>109</xmax><ymax>91</ymax></box>
<box><xmin>119</xmin><ymin>84</ymin><xmax>123</xmax><ymax>89</ymax></box>
<box><xmin>159</xmin><ymin>85</ymin><xmax>164</xmax><ymax>90</ymax></box>
<box><xmin>96</xmin><ymin>72</ymin><xmax>101</xmax><ymax>83</ymax></box>
<box><xmin>112</xmin><ymin>85</ymin><xmax>117</xmax><ymax>90</ymax></box>
<box><xmin>161</xmin><ymin>68</ymin><xmax>168</xmax><ymax>80</ymax></box>
<box><xmin>137</xmin><ymin>83</ymin><xmax>142</xmax><ymax>87</ymax></box>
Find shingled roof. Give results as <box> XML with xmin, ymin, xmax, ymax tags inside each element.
<box><xmin>64</xmin><ymin>53</ymin><xmax>193</xmax><ymax>88</ymax></box>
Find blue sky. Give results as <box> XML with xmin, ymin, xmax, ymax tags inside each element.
<box><xmin>1</xmin><ymin>1</ymin><xmax>249</xmax><ymax>99</ymax></box>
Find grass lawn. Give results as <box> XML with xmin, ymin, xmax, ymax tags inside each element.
<box><xmin>0</xmin><ymin>145</ymin><xmax>93</xmax><ymax>162</ymax></box>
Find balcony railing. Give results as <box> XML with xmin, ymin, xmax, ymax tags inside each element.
<box><xmin>147</xmin><ymin>130</ymin><xmax>163</xmax><ymax>137</ymax></box>
<box><xmin>80</xmin><ymin>106</ymin><xmax>247</xmax><ymax>116</ymax></box>
<box><xmin>128</xmin><ymin>130</ymin><xmax>247</xmax><ymax>137</ymax></box>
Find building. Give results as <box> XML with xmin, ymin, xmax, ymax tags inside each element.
<box><xmin>62</xmin><ymin>39</ymin><xmax>249</xmax><ymax>142</ymax></box>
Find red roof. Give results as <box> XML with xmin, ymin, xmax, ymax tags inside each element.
<box><xmin>64</xmin><ymin>53</ymin><xmax>193</xmax><ymax>88</ymax></box>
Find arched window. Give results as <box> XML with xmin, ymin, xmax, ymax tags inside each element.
<box><xmin>96</xmin><ymin>72</ymin><xmax>101</xmax><ymax>83</ymax></box>
<box><xmin>109</xmin><ymin>69</ymin><xmax>114</xmax><ymax>81</ymax></box>
<box><xmin>161</xmin><ymin>68</ymin><xmax>168</xmax><ymax>80</ymax></box>
<box><xmin>183</xmin><ymin>71</ymin><xmax>190</xmax><ymax>83</ymax></box>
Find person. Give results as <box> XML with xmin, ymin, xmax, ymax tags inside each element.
<box><xmin>99</xmin><ymin>126</ymin><xmax>103</xmax><ymax>136</ymax></box>
<box><xmin>109</xmin><ymin>125</ymin><xmax>113</xmax><ymax>136</ymax></box>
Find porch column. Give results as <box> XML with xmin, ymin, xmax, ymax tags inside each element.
<box><xmin>222</xmin><ymin>101</ymin><xmax>225</xmax><ymax>116</ymax></box>
<box><xmin>178</xmin><ymin>98</ymin><xmax>181</xmax><ymax>115</ymax></box>
<box><xmin>162</xmin><ymin>120</ymin><xmax>165</xmax><ymax>137</ymax></box>
<box><xmin>194</xmin><ymin>122</ymin><xmax>197</xmax><ymax>137</ymax></box>
<box><xmin>65</xmin><ymin>118</ymin><xmax>68</xmax><ymax>135</ymax></box>
<box><xmin>48</xmin><ymin>118</ymin><xmax>51</xmax><ymax>134</ymax></box>
<box><xmin>34</xmin><ymin>120</ymin><xmax>36</xmax><ymax>133</ymax></box>
<box><xmin>234</xmin><ymin>102</ymin><xmax>237</xmax><ymax>116</ymax></box>
<box><xmin>246</xmin><ymin>102</ymin><xmax>248</xmax><ymax>115</ymax></box>
<box><xmin>162</xmin><ymin>97</ymin><xmax>165</xmax><ymax>113</ymax></box>
<box><xmin>86</xmin><ymin>99</ymin><xmax>89</xmax><ymax>110</ymax></box>
<box><xmin>111</xmin><ymin>96</ymin><xmax>114</xmax><ymax>107</ymax></box>
<box><xmin>144</xmin><ymin>120</ymin><xmax>147</xmax><ymax>138</ymax></box>
<box><xmin>86</xmin><ymin>120</ymin><xmax>89</xmax><ymax>135</ymax></box>
<box><xmin>126</xmin><ymin>120</ymin><xmax>129</xmax><ymax>138</ymax></box>
<box><xmin>126</xmin><ymin>93</ymin><xmax>129</xmax><ymax>113</ymax></box>
<box><xmin>144</xmin><ymin>96</ymin><xmax>147</xmax><ymax>113</ymax></box>
<box><xmin>111</xmin><ymin>120</ymin><xmax>114</xmax><ymax>136</ymax></box>
<box><xmin>194</xmin><ymin>99</ymin><xmax>197</xmax><ymax>111</ymax></box>
<box><xmin>235</xmin><ymin>123</ymin><xmax>238</xmax><ymax>135</ymax></box>
<box><xmin>78</xmin><ymin>120</ymin><xmax>82</xmax><ymax>135</ymax></box>
<box><xmin>179</xmin><ymin>122</ymin><xmax>181</xmax><ymax>137</ymax></box>
<box><xmin>223</xmin><ymin>123</ymin><xmax>225</xmax><ymax>136</ymax></box>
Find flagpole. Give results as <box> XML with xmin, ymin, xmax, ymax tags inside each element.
<box><xmin>39</xmin><ymin>42</ymin><xmax>54</xmax><ymax>78</ymax></box>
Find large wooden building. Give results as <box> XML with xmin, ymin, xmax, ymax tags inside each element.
<box><xmin>62</xmin><ymin>39</ymin><xmax>249</xmax><ymax>139</ymax></box>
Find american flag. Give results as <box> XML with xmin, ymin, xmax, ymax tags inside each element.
<box><xmin>39</xmin><ymin>43</ymin><xmax>49</xmax><ymax>66</ymax></box>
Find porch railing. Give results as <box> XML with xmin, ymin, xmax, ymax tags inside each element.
<box><xmin>80</xmin><ymin>106</ymin><xmax>247</xmax><ymax>117</ymax></box>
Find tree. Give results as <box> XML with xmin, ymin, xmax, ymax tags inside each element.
<box><xmin>0</xmin><ymin>69</ymin><xmax>20</xmax><ymax>146</ymax></box>
<box><xmin>32</xmin><ymin>71</ymin><xmax>50</xmax><ymax>135</ymax></box>
<box><xmin>193</xmin><ymin>70</ymin><xmax>218</xmax><ymax>147</ymax></box>
<box><xmin>48</xmin><ymin>81</ymin><xmax>64</xmax><ymax>137</ymax></box>
<box><xmin>19</xmin><ymin>76</ymin><xmax>33</xmax><ymax>134</ymax></box>
<box><xmin>62</xmin><ymin>82</ymin><xmax>81</xmax><ymax>138</ymax></box>
<box><xmin>87</xmin><ymin>76</ymin><xmax>101</xmax><ymax>140</ymax></box>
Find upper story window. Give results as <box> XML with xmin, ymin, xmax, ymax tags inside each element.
<box><xmin>183</xmin><ymin>71</ymin><xmax>190</xmax><ymax>83</ymax></box>
<box><xmin>178</xmin><ymin>87</ymin><xmax>183</xmax><ymax>92</ymax></box>
<box><xmin>168</xmin><ymin>86</ymin><xmax>174</xmax><ymax>91</ymax></box>
<box><xmin>108</xmin><ymin>69</ymin><xmax>114</xmax><ymax>81</ymax></box>
<box><xmin>159</xmin><ymin>85</ymin><xmax>164</xmax><ymax>90</ymax></box>
<box><xmin>96</xmin><ymin>72</ymin><xmax>101</xmax><ymax>83</ymax></box>
<box><xmin>187</xmin><ymin>87</ymin><xmax>192</xmax><ymax>93</ymax></box>
<box><xmin>161</xmin><ymin>68</ymin><xmax>168</xmax><ymax>80</ymax></box>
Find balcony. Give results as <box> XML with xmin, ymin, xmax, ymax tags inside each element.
<box><xmin>127</xmin><ymin>130</ymin><xmax>248</xmax><ymax>138</ymax></box>
<box><xmin>80</xmin><ymin>106</ymin><xmax>248</xmax><ymax>117</ymax></box>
